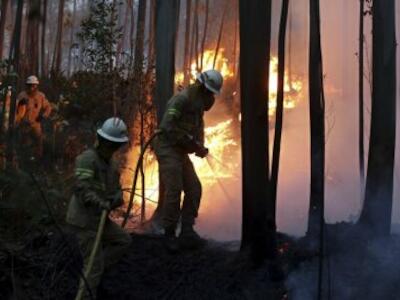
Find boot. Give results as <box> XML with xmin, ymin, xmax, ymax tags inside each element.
<box><xmin>164</xmin><ymin>226</ymin><xmax>179</xmax><ymax>253</ymax></box>
<box><xmin>178</xmin><ymin>224</ymin><xmax>207</xmax><ymax>250</ymax></box>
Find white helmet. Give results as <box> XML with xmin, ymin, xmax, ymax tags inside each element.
<box><xmin>26</xmin><ymin>75</ymin><xmax>39</xmax><ymax>85</ymax></box>
<box><xmin>196</xmin><ymin>69</ymin><xmax>223</xmax><ymax>95</ymax></box>
<box><xmin>97</xmin><ymin>117</ymin><xmax>129</xmax><ymax>143</ymax></box>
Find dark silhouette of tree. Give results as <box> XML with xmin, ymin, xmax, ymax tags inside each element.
<box><xmin>40</xmin><ymin>0</ymin><xmax>48</xmax><ymax>77</ymax></box>
<box><xmin>271</xmin><ymin>0</ymin><xmax>289</xmax><ymax>221</ymax></box>
<box><xmin>152</xmin><ymin>0</ymin><xmax>180</xmax><ymax>219</ymax></box>
<box><xmin>183</xmin><ymin>0</ymin><xmax>192</xmax><ymax>85</ymax></box>
<box><xmin>51</xmin><ymin>0</ymin><xmax>65</xmax><ymax>74</ymax></box>
<box><xmin>307</xmin><ymin>0</ymin><xmax>326</xmax><ymax>240</ymax></box>
<box><xmin>239</xmin><ymin>0</ymin><xmax>274</xmax><ymax>264</ymax></box>
<box><xmin>25</xmin><ymin>0</ymin><xmax>41</xmax><ymax>76</ymax></box>
<box><xmin>0</xmin><ymin>0</ymin><xmax>10</xmax><ymax>59</ymax></box>
<box><xmin>6</xmin><ymin>0</ymin><xmax>24</xmax><ymax>168</ymax></box>
<box><xmin>358</xmin><ymin>0</ymin><xmax>365</xmax><ymax>204</ymax></box>
<box><xmin>358</xmin><ymin>0</ymin><xmax>396</xmax><ymax>237</ymax></box>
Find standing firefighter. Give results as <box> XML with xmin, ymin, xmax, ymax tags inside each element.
<box><xmin>66</xmin><ymin>117</ymin><xmax>131</xmax><ymax>299</ymax></box>
<box><xmin>15</xmin><ymin>75</ymin><xmax>52</xmax><ymax>159</ymax></box>
<box><xmin>154</xmin><ymin>69</ymin><xmax>223</xmax><ymax>250</ymax></box>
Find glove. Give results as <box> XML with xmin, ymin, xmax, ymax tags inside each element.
<box><xmin>195</xmin><ymin>146</ymin><xmax>209</xmax><ymax>158</ymax></box>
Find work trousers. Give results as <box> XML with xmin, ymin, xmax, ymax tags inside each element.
<box><xmin>70</xmin><ymin>220</ymin><xmax>131</xmax><ymax>299</ymax></box>
<box><xmin>155</xmin><ymin>143</ymin><xmax>202</xmax><ymax>230</ymax></box>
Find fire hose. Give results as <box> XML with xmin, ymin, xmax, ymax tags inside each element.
<box><xmin>75</xmin><ymin>209</ymin><xmax>108</xmax><ymax>300</ymax></box>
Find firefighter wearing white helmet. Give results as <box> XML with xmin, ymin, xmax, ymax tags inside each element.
<box><xmin>15</xmin><ymin>75</ymin><xmax>52</xmax><ymax>159</ymax></box>
<box><xmin>66</xmin><ymin>117</ymin><xmax>131</xmax><ymax>299</ymax></box>
<box><xmin>153</xmin><ymin>69</ymin><xmax>224</xmax><ymax>251</ymax></box>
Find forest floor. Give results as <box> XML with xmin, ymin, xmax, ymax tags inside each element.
<box><xmin>1</xmin><ymin>169</ymin><xmax>400</xmax><ymax>299</ymax></box>
<box><xmin>1</xmin><ymin>218</ymin><xmax>400</xmax><ymax>299</ymax></box>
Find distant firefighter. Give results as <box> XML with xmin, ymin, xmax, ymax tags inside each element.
<box><xmin>153</xmin><ymin>69</ymin><xmax>223</xmax><ymax>251</ymax></box>
<box><xmin>16</xmin><ymin>75</ymin><xmax>52</xmax><ymax>159</ymax></box>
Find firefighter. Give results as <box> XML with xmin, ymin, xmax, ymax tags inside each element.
<box><xmin>15</xmin><ymin>75</ymin><xmax>52</xmax><ymax>159</ymax></box>
<box><xmin>153</xmin><ymin>69</ymin><xmax>223</xmax><ymax>250</ymax></box>
<box><xmin>66</xmin><ymin>117</ymin><xmax>131</xmax><ymax>299</ymax></box>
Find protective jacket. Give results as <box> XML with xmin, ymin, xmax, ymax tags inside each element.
<box><xmin>158</xmin><ymin>88</ymin><xmax>205</xmax><ymax>152</ymax></box>
<box><xmin>66</xmin><ymin>148</ymin><xmax>123</xmax><ymax>229</ymax></box>
<box><xmin>16</xmin><ymin>91</ymin><xmax>51</xmax><ymax>124</ymax></box>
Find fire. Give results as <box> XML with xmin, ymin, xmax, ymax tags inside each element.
<box><xmin>176</xmin><ymin>49</ymin><xmax>303</xmax><ymax>118</ymax></box>
<box><xmin>120</xmin><ymin>50</ymin><xmax>304</xmax><ymax>227</ymax></box>
<box><xmin>175</xmin><ymin>49</ymin><xmax>235</xmax><ymax>85</ymax></box>
<box><xmin>268</xmin><ymin>56</ymin><xmax>303</xmax><ymax>117</ymax></box>
<box><xmin>120</xmin><ymin>120</ymin><xmax>238</xmax><ymax>224</ymax></box>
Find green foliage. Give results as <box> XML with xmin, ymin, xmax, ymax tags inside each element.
<box><xmin>77</xmin><ymin>0</ymin><xmax>123</xmax><ymax>73</ymax></box>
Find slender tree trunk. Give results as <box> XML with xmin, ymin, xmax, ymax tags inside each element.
<box><xmin>358</xmin><ymin>0</ymin><xmax>365</xmax><ymax>206</ymax></box>
<box><xmin>270</xmin><ymin>0</ymin><xmax>289</xmax><ymax>221</ymax></box>
<box><xmin>239</xmin><ymin>0</ymin><xmax>274</xmax><ymax>264</ymax></box>
<box><xmin>146</xmin><ymin>0</ymin><xmax>156</xmax><ymax>74</ymax></box>
<box><xmin>183</xmin><ymin>0</ymin><xmax>192</xmax><ymax>85</ymax></box>
<box><xmin>199</xmin><ymin>0</ymin><xmax>209</xmax><ymax>71</ymax></box>
<box><xmin>307</xmin><ymin>0</ymin><xmax>326</xmax><ymax>240</ymax></box>
<box><xmin>213</xmin><ymin>0</ymin><xmax>228</xmax><ymax>69</ymax></box>
<box><xmin>153</xmin><ymin>0</ymin><xmax>180</xmax><ymax>219</ymax></box>
<box><xmin>25</xmin><ymin>0</ymin><xmax>40</xmax><ymax>76</ymax></box>
<box><xmin>358</xmin><ymin>0</ymin><xmax>396</xmax><ymax>237</ymax></box>
<box><xmin>41</xmin><ymin>0</ymin><xmax>47</xmax><ymax>77</ymax></box>
<box><xmin>133</xmin><ymin>0</ymin><xmax>147</xmax><ymax>78</ymax></box>
<box><xmin>193</xmin><ymin>0</ymin><xmax>199</xmax><ymax>71</ymax></box>
<box><xmin>51</xmin><ymin>0</ymin><xmax>65</xmax><ymax>74</ymax></box>
<box><xmin>0</xmin><ymin>0</ymin><xmax>10</xmax><ymax>59</ymax></box>
<box><xmin>67</xmin><ymin>0</ymin><xmax>77</xmax><ymax>76</ymax></box>
<box><xmin>6</xmin><ymin>0</ymin><xmax>24</xmax><ymax>169</ymax></box>
<box><xmin>128</xmin><ymin>0</ymin><xmax>135</xmax><ymax>71</ymax></box>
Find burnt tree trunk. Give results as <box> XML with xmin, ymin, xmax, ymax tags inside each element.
<box><xmin>67</xmin><ymin>0</ymin><xmax>77</xmax><ymax>76</ymax></box>
<box><xmin>6</xmin><ymin>0</ymin><xmax>24</xmax><ymax>168</ymax></box>
<box><xmin>358</xmin><ymin>0</ymin><xmax>365</xmax><ymax>204</ymax></box>
<box><xmin>153</xmin><ymin>0</ymin><xmax>180</xmax><ymax>220</ymax></box>
<box><xmin>183</xmin><ymin>0</ymin><xmax>192</xmax><ymax>85</ymax></box>
<box><xmin>133</xmin><ymin>0</ymin><xmax>147</xmax><ymax>78</ymax></box>
<box><xmin>200</xmin><ymin>0</ymin><xmax>209</xmax><ymax>71</ymax></box>
<box><xmin>25</xmin><ymin>0</ymin><xmax>41</xmax><ymax>76</ymax></box>
<box><xmin>239</xmin><ymin>0</ymin><xmax>274</xmax><ymax>264</ymax></box>
<box><xmin>307</xmin><ymin>0</ymin><xmax>326</xmax><ymax>240</ymax></box>
<box><xmin>40</xmin><ymin>0</ymin><xmax>47</xmax><ymax>77</ymax></box>
<box><xmin>358</xmin><ymin>0</ymin><xmax>396</xmax><ymax>237</ymax></box>
<box><xmin>51</xmin><ymin>0</ymin><xmax>65</xmax><ymax>74</ymax></box>
<box><xmin>213</xmin><ymin>0</ymin><xmax>228</xmax><ymax>69</ymax></box>
<box><xmin>271</xmin><ymin>0</ymin><xmax>289</xmax><ymax>221</ymax></box>
<box><xmin>0</xmin><ymin>0</ymin><xmax>10</xmax><ymax>59</ymax></box>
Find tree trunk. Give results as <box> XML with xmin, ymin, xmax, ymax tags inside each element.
<box><xmin>199</xmin><ymin>0</ymin><xmax>209</xmax><ymax>71</ymax></box>
<box><xmin>67</xmin><ymin>0</ymin><xmax>77</xmax><ymax>76</ymax></box>
<box><xmin>239</xmin><ymin>0</ymin><xmax>274</xmax><ymax>264</ymax></box>
<box><xmin>133</xmin><ymin>0</ymin><xmax>147</xmax><ymax>78</ymax></box>
<box><xmin>183</xmin><ymin>0</ymin><xmax>192</xmax><ymax>85</ymax></box>
<box><xmin>146</xmin><ymin>0</ymin><xmax>156</xmax><ymax>74</ymax></box>
<box><xmin>358</xmin><ymin>0</ymin><xmax>365</xmax><ymax>206</ymax></box>
<box><xmin>6</xmin><ymin>0</ymin><xmax>24</xmax><ymax>169</ymax></box>
<box><xmin>270</xmin><ymin>0</ymin><xmax>289</xmax><ymax>222</ymax></box>
<box><xmin>25</xmin><ymin>0</ymin><xmax>40</xmax><ymax>76</ymax></box>
<box><xmin>0</xmin><ymin>0</ymin><xmax>10</xmax><ymax>59</ymax></box>
<box><xmin>153</xmin><ymin>0</ymin><xmax>180</xmax><ymax>218</ymax></box>
<box><xmin>51</xmin><ymin>0</ymin><xmax>65</xmax><ymax>74</ymax></box>
<box><xmin>358</xmin><ymin>0</ymin><xmax>396</xmax><ymax>237</ymax></box>
<box><xmin>213</xmin><ymin>0</ymin><xmax>228</xmax><ymax>69</ymax></box>
<box><xmin>40</xmin><ymin>0</ymin><xmax>47</xmax><ymax>77</ymax></box>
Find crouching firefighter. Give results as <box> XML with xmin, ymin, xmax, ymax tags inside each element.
<box><xmin>66</xmin><ymin>117</ymin><xmax>131</xmax><ymax>299</ymax></box>
<box><xmin>153</xmin><ymin>70</ymin><xmax>223</xmax><ymax>250</ymax></box>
